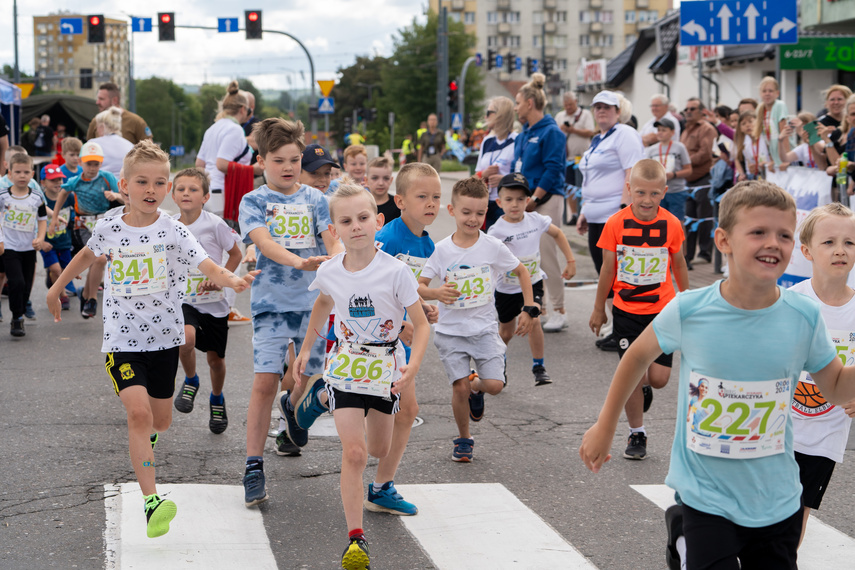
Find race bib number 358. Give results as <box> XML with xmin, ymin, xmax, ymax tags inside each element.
<box><xmin>266</xmin><ymin>202</ymin><xmax>316</xmax><ymax>249</ymax></box>
<box><xmin>686</xmin><ymin>372</ymin><xmax>789</xmax><ymax>459</ymax></box>
<box><xmin>109</xmin><ymin>244</ymin><xmax>168</xmax><ymax>296</ymax></box>
<box><xmin>324</xmin><ymin>343</ymin><xmax>397</xmax><ymax>398</ymax></box>
<box><xmin>447</xmin><ymin>265</ymin><xmax>492</xmax><ymax>309</ymax></box>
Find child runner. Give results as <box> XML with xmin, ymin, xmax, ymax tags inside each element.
<box><xmin>589</xmin><ymin>159</ymin><xmax>689</xmax><ymax>459</ymax></box>
<box><xmin>59</xmin><ymin>137</ymin><xmax>81</xmax><ymax>180</ymax></box>
<box><xmin>580</xmin><ymin>180</ymin><xmax>855</xmax><ymax>569</ymax></box>
<box><xmin>643</xmin><ymin>118</ymin><xmax>693</xmax><ymax>223</ymax></box>
<box><xmin>789</xmin><ymin>203</ymin><xmax>855</xmax><ymax>546</ymax></box>
<box><xmin>292</xmin><ymin>180</ymin><xmax>429</xmax><ymax>570</ymax></box>
<box><xmin>40</xmin><ymin>164</ymin><xmax>74</xmax><ymax>311</ymax></box>
<box><xmin>238</xmin><ymin>118</ymin><xmax>342</xmax><ymax>507</ymax></box>
<box><xmin>45</xmin><ymin>141</ymin><xmax>256</xmax><ymax>538</ymax></box>
<box><xmin>300</xmin><ymin>143</ymin><xmax>340</xmax><ymax>195</ymax></box>
<box><xmin>171</xmin><ymin>168</ymin><xmax>243</xmax><ymax>434</ymax></box>
<box><xmin>419</xmin><ymin>176</ymin><xmax>535</xmax><ymax>462</ymax></box>
<box><xmin>366</xmin><ymin>156</ymin><xmax>399</xmax><ymax>224</ymax></box>
<box><xmin>0</xmin><ymin>153</ymin><xmax>47</xmax><ymax>336</ymax></box>
<box><xmin>488</xmin><ymin>172</ymin><xmax>576</xmax><ymax>385</ymax></box>
<box><xmin>328</xmin><ymin>144</ymin><xmax>368</xmax><ymax>195</ymax></box>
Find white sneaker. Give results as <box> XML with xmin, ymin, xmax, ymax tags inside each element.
<box><xmin>599</xmin><ymin>318</ymin><xmax>613</xmax><ymax>338</ymax></box>
<box><xmin>542</xmin><ymin>312</ymin><xmax>567</xmax><ymax>332</ymax></box>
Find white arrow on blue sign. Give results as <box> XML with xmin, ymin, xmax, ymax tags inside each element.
<box><xmin>218</xmin><ymin>18</ymin><xmax>239</xmax><ymax>33</ymax></box>
<box><xmin>169</xmin><ymin>145</ymin><xmax>185</xmax><ymax>157</ymax></box>
<box><xmin>680</xmin><ymin>0</ymin><xmax>798</xmax><ymax>46</ymax></box>
<box><xmin>318</xmin><ymin>97</ymin><xmax>334</xmax><ymax>115</ymax></box>
<box><xmin>59</xmin><ymin>18</ymin><xmax>83</xmax><ymax>35</ymax></box>
<box><xmin>132</xmin><ymin>18</ymin><xmax>152</xmax><ymax>33</ymax></box>
<box><xmin>515</xmin><ymin>57</ymin><xmax>523</xmax><ymax>71</ymax></box>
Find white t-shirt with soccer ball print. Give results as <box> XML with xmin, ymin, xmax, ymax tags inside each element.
<box><xmin>87</xmin><ymin>211</ymin><xmax>210</xmax><ymax>353</ymax></box>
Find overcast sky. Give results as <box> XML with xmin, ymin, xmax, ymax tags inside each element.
<box><xmin>2</xmin><ymin>0</ymin><xmax>427</xmax><ymax>92</ymax></box>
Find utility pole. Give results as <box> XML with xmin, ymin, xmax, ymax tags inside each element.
<box><xmin>13</xmin><ymin>0</ymin><xmax>21</xmax><ymax>83</ymax></box>
<box><xmin>458</xmin><ymin>56</ymin><xmax>476</xmax><ymax>128</ymax></box>
<box><xmin>436</xmin><ymin>4</ymin><xmax>449</xmax><ymax>131</ymax></box>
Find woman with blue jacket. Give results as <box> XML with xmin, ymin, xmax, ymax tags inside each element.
<box><xmin>513</xmin><ymin>73</ymin><xmax>569</xmax><ymax>332</ymax></box>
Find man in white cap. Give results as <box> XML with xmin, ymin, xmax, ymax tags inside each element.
<box><xmin>639</xmin><ymin>94</ymin><xmax>681</xmax><ymax>147</ymax></box>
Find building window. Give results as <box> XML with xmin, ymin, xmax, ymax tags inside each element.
<box><xmin>505</xmin><ymin>12</ymin><xmax>521</xmax><ymax>23</ymax></box>
<box><xmin>625</xmin><ymin>10</ymin><xmax>636</xmax><ymax>23</ymax></box>
<box><xmin>600</xmin><ymin>11</ymin><xmax>613</xmax><ymax>23</ymax></box>
<box><xmin>533</xmin><ymin>11</ymin><xmax>543</xmax><ymax>24</ymax></box>
<box><xmin>507</xmin><ymin>36</ymin><xmax>521</xmax><ymax>47</ymax></box>
<box><xmin>487</xmin><ymin>11</ymin><xmax>498</xmax><ymax>24</ymax></box>
<box><xmin>556</xmin><ymin>59</ymin><xmax>568</xmax><ymax>71</ymax></box>
<box><xmin>580</xmin><ymin>35</ymin><xmax>590</xmax><ymax>46</ymax></box>
<box><xmin>449</xmin><ymin>12</ymin><xmax>461</xmax><ymax>23</ymax></box>
<box><xmin>488</xmin><ymin>36</ymin><xmax>498</xmax><ymax>47</ymax></box>
<box><xmin>533</xmin><ymin>35</ymin><xmax>542</xmax><ymax>48</ymax></box>
<box><xmin>550</xmin><ymin>35</ymin><xmax>567</xmax><ymax>47</ymax></box>
<box><xmin>464</xmin><ymin>12</ymin><xmax>475</xmax><ymax>25</ymax></box>
<box><xmin>553</xmin><ymin>11</ymin><xmax>567</xmax><ymax>23</ymax></box>
<box><xmin>37</xmin><ymin>24</ymin><xmax>46</xmax><ymax>34</ymax></box>
<box><xmin>648</xmin><ymin>10</ymin><xmax>660</xmax><ymax>22</ymax></box>
<box><xmin>67</xmin><ymin>57</ymin><xmax>74</xmax><ymax>67</ymax></box>
<box><xmin>580</xmin><ymin>11</ymin><xmax>591</xmax><ymax>23</ymax></box>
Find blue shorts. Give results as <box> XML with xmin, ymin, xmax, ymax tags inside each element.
<box><xmin>40</xmin><ymin>248</ymin><xmax>73</xmax><ymax>269</ymax></box>
<box><xmin>661</xmin><ymin>190</ymin><xmax>689</xmax><ymax>223</ymax></box>
<box><xmin>252</xmin><ymin>311</ymin><xmax>326</xmax><ymax>375</ymax></box>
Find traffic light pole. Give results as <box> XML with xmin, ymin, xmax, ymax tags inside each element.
<box><xmin>436</xmin><ymin>5</ymin><xmax>449</xmax><ymax>131</ymax></box>
<box><xmin>457</xmin><ymin>56</ymin><xmax>476</xmax><ymax>128</ymax></box>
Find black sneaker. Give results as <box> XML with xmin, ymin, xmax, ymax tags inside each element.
<box><xmin>209</xmin><ymin>398</ymin><xmax>228</xmax><ymax>434</ymax></box>
<box><xmin>173</xmin><ymin>380</ymin><xmax>198</xmax><ymax>413</ymax></box>
<box><xmin>624</xmin><ymin>432</ymin><xmax>648</xmax><ymax>460</ymax></box>
<box><xmin>82</xmin><ymin>298</ymin><xmax>97</xmax><ymax>319</ymax></box>
<box><xmin>596</xmin><ymin>333</ymin><xmax>619</xmax><ymax>352</ymax></box>
<box><xmin>277</xmin><ymin>391</ymin><xmax>308</xmax><ymax>447</ymax></box>
<box><xmin>10</xmin><ymin>317</ymin><xmax>25</xmax><ymax>337</ymax></box>
<box><xmin>665</xmin><ymin>504</ymin><xmax>684</xmax><ymax>570</ymax></box>
<box><xmin>468</xmin><ymin>391</ymin><xmax>485</xmax><ymax>422</ymax></box>
<box><xmin>275</xmin><ymin>430</ymin><xmax>301</xmax><ymax>456</ymax></box>
<box><xmin>341</xmin><ymin>536</ymin><xmax>370</xmax><ymax>570</ymax></box>
<box><xmin>642</xmin><ymin>385</ymin><xmax>653</xmax><ymax>413</ymax></box>
<box><xmin>533</xmin><ymin>365</ymin><xmax>552</xmax><ymax>386</ymax></box>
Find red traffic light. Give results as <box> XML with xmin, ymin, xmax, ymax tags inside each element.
<box><xmin>449</xmin><ymin>80</ymin><xmax>458</xmax><ymax>91</ymax></box>
<box><xmin>160</xmin><ymin>13</ymin><xmax>171</xmax><ymax>23</ymax></box>
<box><xmin>248</xmin><ymin>12</ymin><xmax>259</xmax><ymax>22</ymax></box>
<box><xmin>89</xmin><ymin>16</ymin><xmax>100</xmax><ymax>26</ymax></box>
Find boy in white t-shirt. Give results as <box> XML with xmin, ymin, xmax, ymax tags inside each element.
<box><xmin>171</xmin><ymin>168</ymin><xmax>243</xmax><ymax>434</ymax></box>
<box><xmin>292</xmin><ymin>181</ymin><xmax>429</xmax><ymax>570</ymax></box>
<box><xmin>789</xmin><ymin>203</ymin><xmax>855</xmax><ymax>547</ymax></box>
<box><xmin>419</xmin><ymin>176</ymin><xmax>535</xmax><ymax>462</ymax></box>
<box><xmin>643</xmin><ymin>119</ymin><xmax>693</xmax><ymax>223</ymax></box>
<box><xmin>46</xmin><ymin>141</ymin><xmax>256</xmax><ymax>539</ymax></box>
<box><xmin>488</xmin><ymin>173</ymin><xmax>575</xmax><ymax>385</ymax></box>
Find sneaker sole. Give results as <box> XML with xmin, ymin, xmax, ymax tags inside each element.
<box><xmin>363</xmin><ymin>498</ymin><xmax>418</xmax><ymax>516</ymax></box>
<box><xmin>452</xmin><ymin>455</ymin><xmax>472</xmax><ymax>463</ymax></box>
<box><xmin>294</xmin><ymin>374</ymin><xmax>326</xmax><ymax>429</ymax></box>
<box><xmin>535</xmin><ymin>378</ymin><xmax>552</xmax><ymax>386</ymax></box>
<box><xmin>275</xmin><ymin>447</ymin><xmax>301</xmax><ymax>457</ymax></box>
<box><xmin>245</xmin><ymin>493</ymin><xmax>269</xmax><ymax>508</ymax></box>
<box><xmin>623</xmin><ymin>451</ymin><xmax>648</xmax><ymax>460</ymax></box>
<box><xmin>341</xmin><ymin>544</ymin><xmax>371</xmax><ymax>570</ymax></box>
<box><xmin>146</xmin><ymin>500</ymin><xmax>177</xmax><ymax>538</ymax></box>
<box><xmin>209</xmin><ymin>420</ymin><xmax>228</xmax><ymax>434</ymax></box>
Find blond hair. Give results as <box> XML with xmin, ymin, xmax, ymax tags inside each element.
<box><xmin>823</xmin><ymin>84</ymin><xmax>853</xmax><ymax>103</ymax></box>
<box><xmin>842</xmin><ymin>94</ymin><xmax>855</xmax><ymax>133</ymax></box>
<box><xmin>367</xmin><ymin>156</ymin><xmax>392</xmax><ymax>171</ymax></box>
<box><xmin>718</xmin><ymin>180</ymin><xmax>796</xmax><ymax>233</ymax></box>
<box><xmin>94</xmin><ymin>106</ymin><xmax>122</xmax><ymax>135</ymax></box>
<box><xmin>123</xmin><ymin>139</ymin><xmax>170</xmax><ymax>176</ymax></box>
<box><xmin>518</xmin><ymin>73</ymin><xmax>547</xmax><ymax>111</ymax></box>
<box><xmin>799</xmin><ymin>203</ymin><xmax>855</xmax><ymax>246</ymax></box>
<box><xmin>488</xmin><ymin>96</ymin><xmax>515</xmax><ymax>139</ymax></box>
<box><xmin>451</xmin><ymin>176</ymin><xmax>488</xmax><ymax>203</ymax></box>
<box><xmin>252</xmin><ymin>118</ymin><xmax>305</xmax><ymax>157</ymax></box>
<box><xmin>173</xmin><ymin>167</ymin><xmax>211</xmax><ymax>195</ymax></box>
<box><xmin>217</xmin><ymin>80</ymin><xmax>248</xmax><ymax>120</ymax></box>
<box><xmin>754</xmin><ymin>77</ymin><xmax>780</xmax><ymax>141</ymax></box>
<box><xmin>395</xmin><ymin>162</ymin><xmax>439</xmax><ymax>197</ymax></box>
<box><xmin>328</xmin><ymin>176</ymin><xmax>377</xmax><ymax>219</ymax></box>
<box><xmin>734</xmin><ymin>111</ymin><xmax>756</xmax><ymax>168</ymax></box>
<box><xmin>62</xmin><ymin>137</ymin><xmax>82</xmax><ymax>154</ymax></box>
<box><xmin>630</xmin><ymin>158</ymin><xmax>666</xmax><ymax>187</ymax></box>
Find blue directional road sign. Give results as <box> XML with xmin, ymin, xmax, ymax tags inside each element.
<box><xmin>318</xmin><ymin>97</ymin><xmax>335</xmax><ymax>115</ymax></box>
<box><xmin>218</xmin><ymin>18</ymin><xmax>239</xmax><ymax>33</ymax></box>
<box><xmin>451</xmin><ymin>113</ymin><xmax>463</xmax><ymax>130</ymax></box>
<box><xmin>680</xmin><ymin>0</ymin><xmax>798</xmax><ymax>46</ymax></box>
<box><xmin>169</xmin><ymin>145</ymin><xmax>185</xmax><ymax>157</ymax></box>
<box><xmin>495</xmin><ymin>54</ymin><xmax>504</xmax><ymax>69</ymax></box>
<box><xmin>131</xmin><ymin>18</ymin><xmax>152</xmax><ymax>33</ymax></box>
<box><xmin>59</xmin><ymin>18</ymin><xmax>83</xmax><ymax>35</ymax></box>
<box><xmin>515</xmin><ymin>57</ymin><xmax>523</xmax><ymax>71</ymax></box>
<box><xmin>475</xmin><ymin>52</ymin><xmax>483</xmax><ymax>66</ymax></box>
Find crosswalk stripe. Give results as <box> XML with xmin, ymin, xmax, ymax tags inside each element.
<box><xmin>396</xmin><ymin>483</ymin><xmax>598</xmax><ymax>569</ymax></box>
<box><xmin>104</xmin><ymin>483</ymin><xmax>277</xmax><ymax>569</ymax></box>
<box><xmin>631</xmin><ymin>484</ymin><xmax>855</xmax><ymax>569</ymax></box>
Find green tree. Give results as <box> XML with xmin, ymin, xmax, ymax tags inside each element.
<box><xmin>237</xmin><ymin>78</ymin><xmax>264</xmax><ymax>117</ymax></box>
<box><xmin>135</xmin><ymin>77</ymin><xmax>202</xmax><ymax>153</ymax></box>
<box><xmin>197</xmin><ymin>83</ymin><xmax>226</xmax><ymax>131</ymax></box>
<box><xmin>330</xmin><ymin>56</ymin><xmax>390</xmax><ymax>149</ymax></box>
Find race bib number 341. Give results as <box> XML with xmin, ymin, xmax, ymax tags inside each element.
<box><xmin>266</xmin><ymin>202</ymin><xmax>316</xmax><ymax>249</ymax></box>
<box><xmin>324</xmin><ymin>343</ymin><xmax>397</xmax><ymax>398</ymax></box>
<box><xmin>686</xmin><ymin>372</ymin><xmax>789</xmax><ymax>460</ymax></box>
<box><xmin>448</xmin><ymin>265</ymin><xmax>492</xmax><ymax>309</ymax></box>
<box><xmin>109</xmin><ymin>244</ymin><xmax>168</xmax><ymax>296</ymax></box>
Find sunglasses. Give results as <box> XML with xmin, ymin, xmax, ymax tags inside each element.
<box><xmin>486</xmin><ymin>109</ymin><xmax>497</xmax><ymax>116</ymax></box>
<box><xmin>684</xmin><ymin>107</ymin><xmax>699</xmax><ymax>112</ymax></box>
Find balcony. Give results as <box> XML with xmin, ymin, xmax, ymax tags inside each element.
<box><xmin>451</xmin><ymin>0</ymin><xmax>465</xmax><ymax>10</ymax></box>
<box><xmin>590</xmin><ymin>21</ymin><xmax>603</xmax><ymax>33</ymax></box>
<box><xmin>497</xmin><ymin>0</ymin><xmax>511</xmax><ymax>10</ymax></box>
<box><xmin>544</xmin><ymin>0</ymin><xmax>557</xmax><ymax>9</ymax></box>
<box><xmin>544</xmin><ymin>46</ymin><xmax>558</xmax><ymax>58</ymax></box>
<box><xmin>636</xmin><ymin>0</ymin><xmax>649</xmax><ymax>7</ymax></box>
<box><xmin>590</xmin><ymin>0</ymin><xmax>603</xmax><ymax>8</ymax></box>
<box><xmin>544</xmin><ymin>22</ymin><xmax>557</xmax><ymax>34</ymax></box>
<box><xmin>498</xmin><ymin>22</ymin><xmax>512</xmax><ymax>34</ymax></box>
<box><xmin>590</xmin><ymin>46</ymin><xmax>604</xmax><ymax>57</ymax></box>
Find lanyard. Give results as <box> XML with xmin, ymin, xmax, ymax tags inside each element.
<box><xmin>658</xmin><ymin>141</ymin><xmax>672</xmax><ymax>168</ymax></box>
<box><xmin>751</xmin><ymin>136</ymin><xmax>760</xmax><ymax>166</ymax></box>
<box><xmin>584</xmin><ymin>125</ymin><xmax>617</xmax><ymax>170</ymax></box>
<box><xmin>763</xmin><ymin>107</ymin><xmax>771</xmax><ymax>144</ymax></box>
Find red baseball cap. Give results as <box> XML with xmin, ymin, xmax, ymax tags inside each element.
<box><xmin>42</xmin><ymin>164</ymin><xmax>67</xmax><ymax>180</ymax></box>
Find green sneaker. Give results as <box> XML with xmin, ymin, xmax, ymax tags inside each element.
<box><xmin>144</xmin><ymin>494</ymin><xmax>177</xmax><ymax>538</ymax></box>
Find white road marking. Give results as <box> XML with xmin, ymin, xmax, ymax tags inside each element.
<box><xmin>104</xmin><ymin>483</ymin><xmax>277</xmax><ymax>569</ymax></box>
<box><xmin>631</xmin><ymin>484</ymin><xmax>855</xmax><ymax>569</ymax></box>
<box><xmin>397</xmin><ymin>483</ymin><xmax>598</xmax><ymax>569</ymax></box>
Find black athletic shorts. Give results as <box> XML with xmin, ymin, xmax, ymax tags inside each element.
<box><xmin>105</xmin><ymin>347</ymin><xmax>180</xmax><ymax>399</ymax></box>
<box><xmin>182</xmin><ymin>304</ymin><xmax>229</xmax><ymax>358</ymax></box>
<box><xmin>494</xmin><ymin>280</ymin><xmax>544</xmax><ymax>324</ymax></box>
<box><xmin>325</xmin><ymin>385</ymin><xmax>400</xmax><ymax>416</ymax></box>
<box><xmin>795</xmin><ymin>451</ymin><xmax>837</xmax><ymax>510</ymax></box>
<box><xmin>682</xmin><ymin>502</ymin><xmax>801</xmax><ymax>570</ymax></box>
<box><xmin>613</xmin><ymin>305</ymin><xmax>673</xmax><ymax>367</ymax></box>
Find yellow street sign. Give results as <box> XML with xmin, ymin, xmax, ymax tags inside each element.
<box><xmin>317</xmin><ymin>80</ymin><xmax>335</xmax><ymax>97</ymax></box>
<box><xmin>16</xmin><ymin>83</ymin><xmax>35</xmax><ymax>98</ymax></box>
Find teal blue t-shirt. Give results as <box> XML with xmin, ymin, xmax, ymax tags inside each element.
<box><xmin>653</xmin><ymin>282</ymin><xmax>836</xmax><ymax>527</ymax></box>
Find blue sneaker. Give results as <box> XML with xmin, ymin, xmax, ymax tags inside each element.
<box><xmin>294</xmin><ymin>375</ymin><xmax>328</xmax><ymax>429</ymax></box>
<box><xmin>452</xmin><ymin>438</ymin><xmax>474</xmax><ymax>462</ymax></box>
<box><xmin>364</xmin><ymin>481</ymin><xmax>418</xmax><ymax>516</ymax></box>
<box><xmin>277</xmin><ymin>391</ymin><xmax>308</xmax><ymax>447</ymax></box>
<box><xmin>24</xmin><ymin>301</ymin><xmax>36</xmax><ymax>321</ymax></box>
<box><xmin>468</xmin><ymin>391</ymin><xmax>485</xmax><ymax>422</ymax></box>
<box><xmin>243</xmin><ymin>469</ymin><xmax>268</xmax><ymax>507</ymax></box>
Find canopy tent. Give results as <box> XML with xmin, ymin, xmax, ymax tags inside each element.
<box><xmin>22</xmin><ymin>94</ymin><xmax>98</xmax><ymax>140</ymax></box>
<box><xmin>0</xmin><ymin>78</ymin><xmax>23</xmax><ymax>145</ymax></box>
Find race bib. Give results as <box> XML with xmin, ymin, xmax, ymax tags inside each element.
<box><xmin>447</xmin><ymin>265</ymin><xmax>492</xmax><ymax>309</ymax></box>
<box><xmin>617</xmin><ymin>245</ymin><xmax>669</xmax><ymax>286</ymax></box>
<box><xmin>184</xmin><ymin>267</ymin><xmax>224</xmax><ymax>305</ymax></box>
<box><xmin>2</xmin><ymin>203</ymin><xmax>36</xmax><ymax>233</ymax></box>
<box><xmin>266</xmin><ymin>202</ymin><xmax>316</xmax><ymax>249</ymax></box>
<box><xmin>396</xmin><ymin>253</ymin><xmax>428</xmax><ymax>279</ymax></box>
<box><xmin>686</xmin><ymin>372</ymin><xmax>789</xmax><ymax>459</ymax></box>
<box><xmin>76</xmin><ymin>214</ymin><xmax>101</xmax><ymax>233</ymax></box>
<box><xmin>49</xmin><ymin>207</ymin><xmax>72</xmax><ymax>238</ymax></box>
<box><xmin>515</xmin><ymin>159</ymin><xmax>523</xmax><ymax>173</ymax></box>
<box><xmin>503</xmin><ymin>252</ymin><xmax>540</xmax><ymax>287</ymax></box>
<box><xmin>324</xmin><ymin>342</ymin><xmax>398</xmax><ymax>398</ymax></box>
<box><xmin>108</xmin><ymin>244</ymin><xmax>169</xmax><ymax>296</ymax></box>
<box><xmin>792</xmin><ymin>329</ymin><xmax>854</xmax><ymax>417</ymax></box>
<box><xmin>428</xmin><ymin>146</ymin><xmax>436</xmax><ymax>155</ymax></box>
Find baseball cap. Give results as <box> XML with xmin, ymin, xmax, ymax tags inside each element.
<box><xmin>302</xmin><ymin>144</ymin><xmax>340</xmax><ymax>173</ymax></box>
<box><xmin>80</xmin><ymin>141</ymin><xmax>104</xmax><ymax>163</ymax></box>
<box><xmin>653</xmin><ymin>118</ymin><xmax>676</xmax><ymax>130</ymax></box>
<box><xmin>497</xmin><ymin>172</ymin><xmax>531</xmax><ymax>196</ymax></box>
<box><xmin>41</xmin><ymin>164</ymin><xmax>66</xmax><ymax>180</ymax></box>
<box><xmin>592</xmin><ymin>91</ymin><xmax>620</xmax><ymax>108</ymax></box>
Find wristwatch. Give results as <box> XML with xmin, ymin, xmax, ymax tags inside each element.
<box><xmin>522</xmin><ymin>305</ymin><xmax>541</xmax><ymax>318</ymax></box>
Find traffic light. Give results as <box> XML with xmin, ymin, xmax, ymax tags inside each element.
<box><xmin>506</xmin><ymin>53</ymin><xmax>515</xmax><ymax>74</ymax></box>
<box><xmin>245</xmin><ymin>10</ymin><xmax>262</xmax><ymax>39</ymax></box>
<box><xmin>158</xmin><ymin>13</ymin><xmax>175</xmax><ymax>42</ymax></box>
<box><xmin>526</xmin><ymin>57</ymin><xmax>538</xmax><ymax>75</ymax></box>
<box><xmin>365</xmin><ymin>107</ymin><xmax>377</xmax><ymax>122</ymax></box>
<box><xmin>447</xmin><ymin>80</ymin><xmax>459</xmax><ymax>109</ymax></box>
<box><xmin>487</xmin><ymin>49</ymin><xmax>496</xmax><ymax>71</ymax></box>
<box><xmin>343</xmin><ymin>116</ymin><xmax>353</xmax><ymax>133</ymax></box>
<box><xmin>87</xmin><ymin>15</ymin><xmax>105</xmax><ymax>44</ymax></box>
<box><xmin>542</xmin><ymin>59</ymin><xmax>553</xmax><ymax>76</ymax></box>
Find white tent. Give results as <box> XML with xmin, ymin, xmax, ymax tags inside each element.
<box><xmin>0</xmin><ymin>78</ymin><xmax>23</xmax><ymax>145</ymax></box>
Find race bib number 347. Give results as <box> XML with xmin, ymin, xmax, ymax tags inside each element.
<box><xmin>686</xmin><ymin>372</ymin><xmax>789</xmax><ymax>459</ymax></box>
<box><xmin>266</xmin><ymin>202</ymin><xmax>316</xmax><ymax>249</ymax></box>
<box><xmin>324</xmin><ymin>343</ymin><xmax>397</xmax><ymax>398</ymax></box>
<box><xmin>2</xmin><ymin>204</ymin><xmax>36</xmax><ymax>233</ymax></box>
<box><xmin>109</xmin><ymin>244</ymin><xmax>168</xmax><ymax>296</ymax></box>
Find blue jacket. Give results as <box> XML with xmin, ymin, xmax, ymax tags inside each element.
<box><xmin>513</xmin><ymin>114</ymin><xmax>565</xmax><ymax>196</ymax></box>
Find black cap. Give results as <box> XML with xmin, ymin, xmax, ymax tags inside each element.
<box><xmin>302</xmin><ymin>144</ymin><xmax>340</xmax><ymax>172</ymax></box>
<box><xmin>653</xmin><ymin>118</ymin><xmax>676</xmax><ymax>131</ymax></box>
<box><xmin>497</xmin><ymin>172</ymin><xmax>531</xmax><ymax>195</ymax></box>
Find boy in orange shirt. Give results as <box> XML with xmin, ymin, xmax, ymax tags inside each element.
<box><xmin>589</xmin><ymin>158</ymin><xmax>689</xmax><ymax>459</ymax></box>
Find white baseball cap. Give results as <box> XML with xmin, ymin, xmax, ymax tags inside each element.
<box><xmin>80</xmin><ymin>141</ymin><xmax>104</xmax><ymax>163</ymax></box>
<box><xmin>592</xmin><ymin>91</ymin><xmax>620</xmax><ymax>108</ymax></box>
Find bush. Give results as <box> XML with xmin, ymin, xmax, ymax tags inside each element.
<box><xmin>440</xmin><ymin>159</ymin><xmax>470</xmax><ymax>172</ymax></box>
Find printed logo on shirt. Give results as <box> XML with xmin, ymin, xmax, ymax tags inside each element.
<box><xmin>349</xmin><ymin>294</ymin><xmax>375</xmax><ymax>318</ymax></box>
<box><xmin>119</xmin><ymin>363</ymin><xmax>135</xmax><ymax>380</ymax></box>
<box><xmin>503</xmin><ymin>236</ymin><xmax>514</xmax><ymax>244</ymax></box>
<box><xmin>528</xmin><ymin>136</ymin><xmax>539</xmax><ymax>144</ymax></box>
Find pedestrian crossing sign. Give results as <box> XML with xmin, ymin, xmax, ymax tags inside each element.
<box><xmin>451</xmin><ymin>113</ymin><xmax>462</xmax><ymax>130</ymax></box>
<box><xmin>318</xmin><ymin>97</ymin><xmax>334</xmax><ymax>115</ymax></box>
